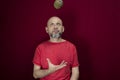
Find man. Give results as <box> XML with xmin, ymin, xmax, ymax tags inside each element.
<box><xmin>32</xmin><ymin>16</ymin><xmax>79</xmax><ymax>80</ymax></box>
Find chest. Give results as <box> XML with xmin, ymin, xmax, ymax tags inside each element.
<box><xmin>40</xmin><ymin>45</ymin><xmax>73</xmax><ymax>68</ymax></box>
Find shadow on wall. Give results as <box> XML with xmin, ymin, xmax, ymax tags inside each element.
<box><xmin>58</xmin><ymin>11</ymin><xmax>93</xmax><ymax>80</ymax></box>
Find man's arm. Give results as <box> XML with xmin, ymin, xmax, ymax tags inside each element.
<box><xmin>33</xmin><ymin>58</ymin><xmax>67</xmax><ymax>79</ymax></box>
<box><xmin>33</xmin><ymin>64</ymin><xmax>50</xmax><ymax>79</ymax></box>
<box><xmin>70</xmin><ymin>66</ymin><xmax>79</xmax><ymax>80</ymax></box>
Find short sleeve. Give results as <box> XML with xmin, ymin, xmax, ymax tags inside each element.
<box><xmin>32</xmin><ymin>47</ymin><xmax>41</xmax><ymax>66</ymax></box>
<box><xmin>71</xmin><ymin>46</ymin><xmax>79</xmax><ymax>67</ymax></box>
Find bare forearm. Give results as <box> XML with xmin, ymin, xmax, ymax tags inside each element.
<box><xmin>33</xmin><ymin>69</ymin><xmax>52</xmax><ymax>79</ymax></box>
<box><xmin>70</xmin><ymin>67</ymin><xmax>79</xmax><ymax>80</ymax></box>
<box><xmin>33</xmin><ymin>59</ymin><xmax>67</xmax><ymax>79</ymax></box>
<box><xmin>70</xmin><ymin>73</ymin><xmax>79</xmax><ymax>80</ymax></box>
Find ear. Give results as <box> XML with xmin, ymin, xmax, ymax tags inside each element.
<box><xmin>62</xmin><ymin>26</ymin><xmax>65</xmax><ymax>32</ymax></box>
<box><xmin>45</xmin><ymin>27</ymin><xmax>48</xmax><ymax>33</ymax></box>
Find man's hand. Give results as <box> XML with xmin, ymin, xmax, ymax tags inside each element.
<box><xmin>47</xmin><ymin>58</ymin><xmax>67</xmax><ymax>73</ymax></box>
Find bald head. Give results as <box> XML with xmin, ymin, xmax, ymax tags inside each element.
<box><xmin>47</xmin><ymin>16</ymin><xmax>63</xmax><ymax>26</ymax></box>
<box><xmin>46</xmin><ymin>16</ymin><xmax>64</xmax><ymax>39</ymax></box>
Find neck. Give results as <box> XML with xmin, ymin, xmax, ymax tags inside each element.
<box><xmin>49</xmin><ymin>37</ymin><xmax>63</xmax><ymax>42</ymax></box>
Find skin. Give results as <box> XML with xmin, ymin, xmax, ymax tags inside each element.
<box><xmin>46</xmin><ymin>16</ymin><xmax>65</xmax><ymax>42</ymax></box>
<box><xmin>33</xmin><ymin>16</ymin><xmax>79</xmax><ymax>80</ymax></box>
<box><xmin>54</xmin><ymin>0</ymin><xmax>63</xmax><ymax>9</ymax></box>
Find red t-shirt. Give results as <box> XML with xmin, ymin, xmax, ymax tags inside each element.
<box><xmin>33</xmin><ymin>40</ymin><xmax>79</xmax><ymax>80</ymax></box>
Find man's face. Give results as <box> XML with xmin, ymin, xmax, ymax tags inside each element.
<box><xmin>46</xmin><ymin>17</ymin><xmax>64</xmax><ymax>38</ymax></box>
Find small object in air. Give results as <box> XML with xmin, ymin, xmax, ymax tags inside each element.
<box><xmin>54</xmin><ymin>0</ymin><xmax>63</xmax><ymax>9</ymax></box>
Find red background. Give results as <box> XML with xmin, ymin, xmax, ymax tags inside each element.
<box><xmin>1</xmin><ymin>0</ymin><xmax>120</xmax><ymax>80</ymax></box>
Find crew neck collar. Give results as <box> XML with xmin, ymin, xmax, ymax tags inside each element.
<box><xmin>47</xmin><ymin>40</ymin><xmax>67</xmax><ymax>44</ymax></box>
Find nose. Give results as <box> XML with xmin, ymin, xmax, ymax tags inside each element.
<box><xmin>53</xmin><ymin>24</ymin><xmax>58</xmax><ymax>29</ymax></box>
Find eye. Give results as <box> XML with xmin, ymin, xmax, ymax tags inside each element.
<box><xmin>57</xmin><ymin>23</ymin><xmax>61</xmax><ymax>26</ymax></box>
<box><xmin>50</xmin><ymin>23</ymin><xmax>54</xmax><ymax>26</ymax></box>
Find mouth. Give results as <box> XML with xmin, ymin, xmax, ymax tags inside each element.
<box><xmin>50</xmin><ymin>31</ymin><xmax>62</xmax><ymax>38</ymax></box>
<box><xmin>52</xmin><ymin>30</ymin><xmax>59</xmax><ymax>33</ymax></box>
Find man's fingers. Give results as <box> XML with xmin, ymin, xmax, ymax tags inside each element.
<box><xmin>47</xmin><ymin>58</ymin><xmax>67</xmax><ymax>68</ymax></box>
<box><xmin>57</xmin><ymin>61</ymin><xmax>67</xmax><ymax>70</ymax></box>
<box><xmin>46</xmin><ymin>58</ymin><xmax>51</xmax><ymax>64</ymax></box>
<box><xmin>60</xmin><ymin>60</ymin><xmax>65</xmax><ymax>65</ymax></box>
<box><xmin>60</xmin><ymin>60</ymin><xmax>67</xmax><ymax>65</ymax></box>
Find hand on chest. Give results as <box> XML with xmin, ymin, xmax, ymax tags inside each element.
<box><xmin>41</xmin><ymin>45</ymin><xmax>72</xmax><ymax>68</ymax></box>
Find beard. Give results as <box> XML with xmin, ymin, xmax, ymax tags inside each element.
<box><xmin>49</xmin><ymin>32</ymin><xmax>62</xmax><ymax>38</ymax></box>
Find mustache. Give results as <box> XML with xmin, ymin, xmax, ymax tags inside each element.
<box><xmin>52</xmin><ymin>29</ymin><xmax>60</xmax><ymax>33</ymax></box>
<box><xmin>50</xmin><ymin>32</ymin><xmax>62</xmax><ymax>38</ymax></box>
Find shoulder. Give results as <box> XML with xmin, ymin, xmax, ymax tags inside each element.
<box><xmin>65</xmin><ymin>40</ymin><xmax>76</xmax><ymax>48</ymax></box>
<box><xmin>36</xmin><ymin>40</ymin><xmax>49</xmax><ymax>49</ymax></box>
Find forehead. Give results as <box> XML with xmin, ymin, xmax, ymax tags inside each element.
<box><xmin>47</xmin><ymin>17</ymin><xmax>62</xmax><ymax>25</ymax></box>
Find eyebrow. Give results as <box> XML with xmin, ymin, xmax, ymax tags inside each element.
<box><xmin>49</xmin><ymin>22</ymin><xmax>62</xmax><ymax>25</ymax></box>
